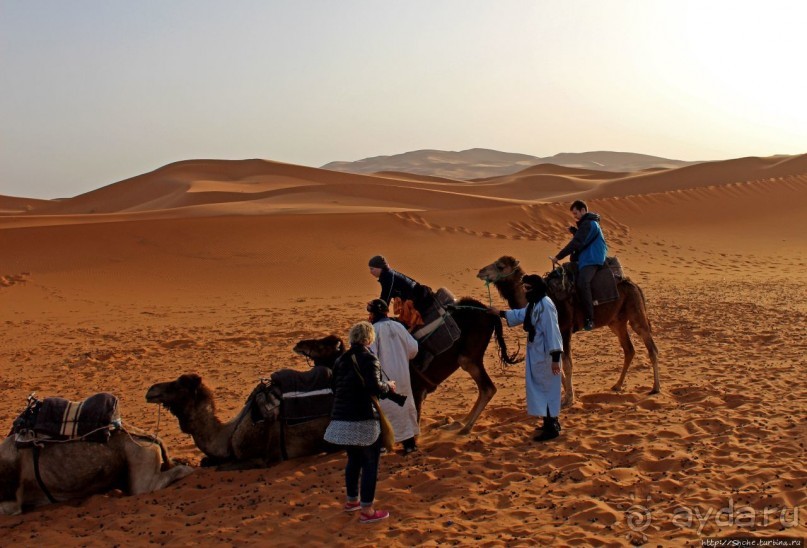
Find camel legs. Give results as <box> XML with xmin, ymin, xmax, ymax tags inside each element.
<box><xmin>629</xmin><ymin>318</ymin><xmax>661</xmax><ymax>394</ymax></box>
<box><xmin>561</xmin><ymin>330</ymin><xmax>575</xmax><ymax>407</ymax></box>
<box><xmin>610</xmin><ymin>321</ymin><xmax>636</xmax><ymax>392</ymax></box>
<box><xmin>126</xmin><ymin>440</ymin><xmax>193</xmax><ymax>495</ymax></box>
<box><xmin>0</xmin><ymin>493</ymin><xmax>22</xmax><ymax>516</ymax></box>
<box><xmin>457</xmin><ymin>354</ymin><xmax>497</xmax><ymax>434</ymax></box>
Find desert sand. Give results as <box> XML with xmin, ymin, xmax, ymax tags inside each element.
<box><xmin>1</xmin><ymin>155</ymin><xmax>805</xmax><ymax>545</ymax></box>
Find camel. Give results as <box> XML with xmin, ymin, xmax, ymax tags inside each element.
<box><xmin>0</xmin><ymin>429</ymin><xmax>192</xmax><ymax>514</ymax></box>
<box><xmin>147</xmin><ymin>311</ymin><xmax>518</xmax><ymax>469</ymax></box>
<box><xmin>146</xmin><ymin>372</ymin><xmax>334</xmax><ymax>469</ymax></box>
<box><xmin>477</xmin><ymin>256</ymin><xmax>660</xmax><ymax>406</ymax></box>
<box><xmin>296</xmin><ymin>298</ymin><xmax>520</xmax><ymax>434</ymax></box>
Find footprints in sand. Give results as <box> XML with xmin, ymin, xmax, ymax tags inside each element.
<box><xmin>392</xmin><ymin>202</ymin><xmax>632</xmax><ymax>247</ymax></box>
<box><xmin>392</xmin><ymin>212</ymin><xmax>512</xmax><ymax>240</ymax></box>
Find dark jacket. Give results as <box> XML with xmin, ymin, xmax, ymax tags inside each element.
<box><xmin>556</xmin><ymin>212</ymin><xmax>608</xmax><ymax>269</ymax></box>
<box><xmin>378</xmin><ymin>268</ymin><xmax>418</xmax><ymax>304</ymax></box>
<box><xmin>330</xmin><ymin>343</ymin><xmax>390</xmax><ymax>422</ymax></box>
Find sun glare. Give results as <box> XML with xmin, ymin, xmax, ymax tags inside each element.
<box><xmin>681</xmin><ymin>2</ymin><xmax>807</xmax><ymax>133</ymax></box>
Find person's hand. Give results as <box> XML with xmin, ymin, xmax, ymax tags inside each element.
<box><xmin>568</xmin><ymin>226</ymin><xmax>577</xmax><ymax>235</ymax></box>
<box><xmin>551</xmin><ymin>362</ymin><xmax>561</xmax><ymax>375</ymax></box>
<box><xmin>549</xmin><ymin>255</ymin><xmax>559</xmax><ymax>265</ymax></box>
<box><xmin>488</xmin><ymin>307</ymin><xmax>500</xmax><ymax>316</ymax></box>
<box><xmin>387</xmin><ymin>380</ymin><xmax>397</xmax><ymax>392</ymax></box>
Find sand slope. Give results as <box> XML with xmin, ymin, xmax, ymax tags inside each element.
<box><xmin>0</xmin><ymin>154</ymin><xmax>805</xmax><ymax>545</ymax></box>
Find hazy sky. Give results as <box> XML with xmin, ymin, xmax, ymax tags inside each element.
<box><xmin>2</xmin><ymin>1</ymin><xmax>806</xmax><ymax>199</ymax></box>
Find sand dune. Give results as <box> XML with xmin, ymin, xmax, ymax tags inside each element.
<box><xmin>7</xmin><ymin>153</ymin><xmax>805</xmax><ymax>226</ymax></box>
<box><xmin>0</xmin><ymin>152</ymin><xmax>805</xmax><ymax>544</ymax></box>
<box><xmin>323</xmin><ymin>148</ymin><xmax>696</xmax><ymax>179</ymax></box>
<box><xmin>0</xmin><ymin>194</ymin><xmax>52</xmax><ymax>214</ymax></box>
<box><xmin>584</xmin><ymin>153</ymin><xmax>807</xmax><ymax>198</ymax></box>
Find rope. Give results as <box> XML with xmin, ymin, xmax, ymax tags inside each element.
<box><xmin>449</xmin><ymin>304</ymin><xmax>491</xmax><ymax>312</ymax></box>
<box><xmin>22</xmin><ymin>424</ymin><xmax>116</xmax><ymax>445</ymax></box>
<box><xmin>156</xmin><ymin>405</ymin><xmax>161</xmax><ymax>441</ymax></box>
<box><xmin>121</xmin><ymin>424</ymin><xmax>161</xmax><ymax>449</ymax></box>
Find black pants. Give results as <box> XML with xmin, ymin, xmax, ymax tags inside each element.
<box><xmin>345</xmin><ymin>437</ymin><xmax>382</xmax><ymax>507</ymax></box>
<box><xmin>577</xmin><ymin>265</ymin><xmax>598</xmax><ymax>321</ymax></box>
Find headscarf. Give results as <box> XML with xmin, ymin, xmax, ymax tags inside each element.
<box><xmin>522</xmin><ymin>274</ymin><xmax>548</xmax><ymax>303</ymax></box>
<box><xmin>522</xmin><ymin>274</ymin><xmax>548</xmax><ymax>342</ymax></box>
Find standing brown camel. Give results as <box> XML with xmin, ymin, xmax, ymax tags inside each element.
<box><xmin>477</xmin><ymin>256</ymin><xmax>660</xmax><ymax>405</ymax></box>
<box><xmin>297</xmin><ymin>298</ymin><xmax>519</xmax><ymax>435</ymax></box>
<box><xmin>0</xmin><ymin>429</ymin><xmax>192</xmax><ymax>514</ymax></box>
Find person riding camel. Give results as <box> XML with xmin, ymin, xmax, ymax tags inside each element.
<box><xmin>368</xmin><ymin>255</ymin><xmax>426</xmax><ymax>332</ymax></box>
<box><xmin>552</xmin><ymin>200</ymin><xmax>608</xmax><ymax>331</ymax></box>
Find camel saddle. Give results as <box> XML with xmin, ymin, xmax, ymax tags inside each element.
<box><xmin>11</xmin><ymin>392</ymin><xmax>120</xmax><ymax>445</ymax></box>
<box><xmin>250</xmin><ymin>366</ymin><xmax>334</xmax><ymax>425</ymax></box>
<box><xmin>548</xmin><ymin>257</ymin><xmax>623</xmax><ymax>306</ymax></box>
<box><xmin>270</xmin><ymin>365</ymin><xmax>332</xmax><ymax>395</ymax></box>
<box><xmin>412</xmin><ymin>286</ymin><xmax>461</xmax><ymax>370</ymax></box>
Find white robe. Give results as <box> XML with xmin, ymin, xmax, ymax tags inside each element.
<box><xmin>370</xmin><ymin>318</ymin><xmax>420</xmax><ymax>442</ymax></box>
<box><xmin>504</xmin><ymin>296</ymin><xmax>564</xmax><ymax>417</ymax></box>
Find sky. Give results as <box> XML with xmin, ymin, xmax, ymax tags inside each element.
<box><xmin>1</xmin><ymin>1</ymin><xmax>806</xmax><ymax>199</ymax></box>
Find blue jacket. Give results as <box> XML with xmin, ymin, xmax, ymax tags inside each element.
<box><xmin>556</xmin><ymin>212</ymin><xmax>607</xmax><ymax>268</ymax></box>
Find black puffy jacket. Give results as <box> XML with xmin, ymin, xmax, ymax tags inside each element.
<box><xmin>378</xmin><ymin>268</ymin><xmax>418</xmax><ymax>304</ymax></box>
<box><xmin>330</xmin><ymin>343</ymin><xmax>390</xmax><ymax>422</ymax></box>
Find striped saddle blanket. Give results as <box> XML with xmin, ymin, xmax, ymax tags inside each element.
<box><xmin>12</xmin><ymin>392</ymin><xmax>120</xmax><ymax>444</ymax></box>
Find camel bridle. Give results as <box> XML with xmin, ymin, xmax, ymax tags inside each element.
<box><xmin>482</xmin><ymin>260</ymin><xmax>521</xmax><ymax>306</ymax></box>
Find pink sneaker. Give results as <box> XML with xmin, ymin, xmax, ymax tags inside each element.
<box><xmin>343</xmin><ymin>501</ymin><xmax>361</xmax><ymax>512</ymax></box>
<box><xmin>360</xmin><ymin>509</ymin><xmax>389</xmax><ymax>523</ymax></box>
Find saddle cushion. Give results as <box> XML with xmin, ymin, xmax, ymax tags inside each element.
<box><xmin>550</xmin><ymin>257</ymin><xmax>622</xmax><ymax>307</ymax></box>
<box><xmin>270</xmin><ymin>365</ymin><xmax>333</xmax><ymax>395</ymax></box>
<box><xmin>16</xmin><ymin>392</ymin><xmax>120</xmax><ymax>443</ymax></box>
<box><xmin>590</xmin><ymin>265</ymin><xmax>619</xmax><ymax>306</ymax></box>
<box><xmin>412</xmin><ymin>288</ymin><xmax>461</xmax><ymax>369</ymax></box>
<box><xmin>268</xmin><ymin>366</ymin><xmax>334</xmax><ymax>424</ymax></box>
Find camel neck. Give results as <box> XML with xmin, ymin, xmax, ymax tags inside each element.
<box><xmin>496</xmin><ymin>276</ymin><xmax>527</xmax><ymax>309</ymax></box>
<box><xmin>181</xmin><ymin>402</ymin><xmax>232</xmax><ymax>460</ymax></box>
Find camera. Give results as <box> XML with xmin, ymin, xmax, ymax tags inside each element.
<box><xmin>385</xmin><ymin>390</ymin><xmax>407</xmax><ymax>407</ymax></box>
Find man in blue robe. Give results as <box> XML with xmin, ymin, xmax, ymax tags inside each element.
<box><xmin>492</xmin><ymin>274</ymin><xmax>565</xmax><ymax>441</ymax></box>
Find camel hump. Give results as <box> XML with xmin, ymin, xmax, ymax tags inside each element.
<box><xmin>13</xmin><ymin>392</ymin><xmax>120</xmax><ymax>443</ymax></box>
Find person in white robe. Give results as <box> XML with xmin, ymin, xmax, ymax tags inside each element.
<box><xmin>492</xmin><ymin>274</ymin><xmax>565</xmax><ymax>441</ymax></box>
<box><xmin>367</xmin><ymin>299</ymin><xmax>420</xmax><ymax>453</ymax></box>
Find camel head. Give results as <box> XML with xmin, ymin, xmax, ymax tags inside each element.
<box><xmin>146</xmin><ymin>373</ymin><xmax>215</xmax><ymax>424</ymax></box>
<box><xmin>477</xmin><ymin>256</ymin><xmax>524</xmax><ymax>285</ymax></box>
<box><xmin>477</xmin><ymin>256</ymin><xmax>528</xmax><ymax>309</ymax></box>
<box><xmin>293</xmin><ymin>335</ymin><xmax>345</xmax><ymax>369</ymax></box>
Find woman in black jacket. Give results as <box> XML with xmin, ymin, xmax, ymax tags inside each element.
<box><xmin>324</xmin><ymin>321</ymin><xmax>396</xmax><ymax>523</ymax></box>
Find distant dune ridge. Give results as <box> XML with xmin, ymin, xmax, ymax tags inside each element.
<box><xmin>322</xmin><ymin>148</ymin><xmax>698</xmax><ymax>179</ymax></box>
<box><xmin>1</xmin><ymin>151</ymin><xmax>804</xmax><ymax>224</ymax></box>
